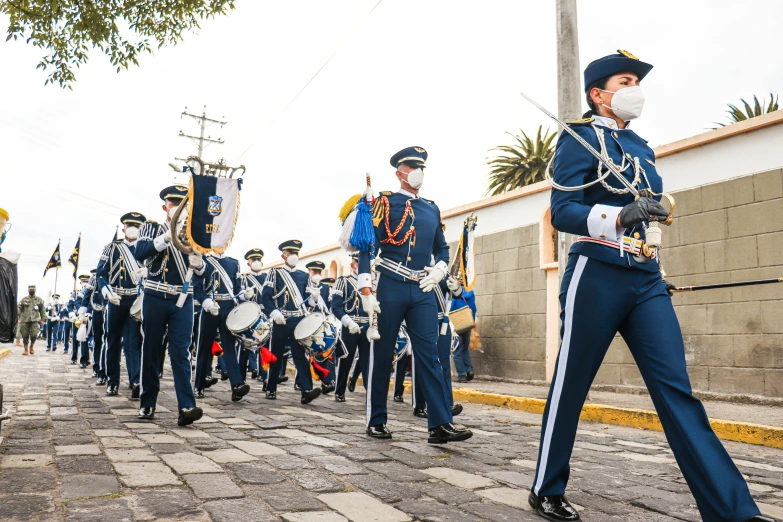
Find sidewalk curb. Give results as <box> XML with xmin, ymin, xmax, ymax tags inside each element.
<box><xmin>0</xmin><ymin>349</ymin><xmax>11</xmax><ymax>360</ymax></box>
<box><xmin>405</xmin><ymin>384</ymin><xmax>783</xmax><ymax>450</ymax></box>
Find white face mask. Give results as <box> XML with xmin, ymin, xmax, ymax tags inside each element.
<box><xmin>125</xmin><ymin>226</ymin><xmax>139</xmax><ymax>240</ymax></box>
<box><xmin>405</xmin><ymin>168</ymin><xmax>424</xmax><ymax>189</ymax></box>
<box><xmin>285</xmin><ymin>254</ymin><xmax>299</xmax><ymax>268</ymax></box>
<box><xmin>310</xmin><ymin>274</ymin><xmax>322</xmax><ymax>285</ymax></box>
<box><xmin>250</xmin><ymin>260</ymin><xmax>263</xmax><ymax>272</ymax></box>
<box><xmin>167</xmin><ymin>206</ymin><xmax>179</xmax><ymax>220</ymax></box>
<box><xmin>601</xmin><ymin>86</ymin><xmax>645</xmax><ymax>121</ymax></box>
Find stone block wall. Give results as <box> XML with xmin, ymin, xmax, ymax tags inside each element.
<box><xmin>464</xmin><ymin>223</ymin><xmax>547</xmax><ymax>381</ymax></box>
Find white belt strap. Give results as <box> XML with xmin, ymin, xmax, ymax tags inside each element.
<box><xmin>575</xmin><ymin>236</ymin><xmax>649</xmax><ymax>257</ymax></box>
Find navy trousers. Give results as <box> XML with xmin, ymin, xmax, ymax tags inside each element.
<box><xmin>266</xmin><ymin>318</ymin><xmax>312</xmax><ymax>394</ymax></box>
<box><xmin>46</xmin><ymin>321</ymin><xmax>57</xmax><ymax>349</ymax></box>
<box><xmin>335</xmin><ymin>326</ymin><xmax>371</xmax><ymax>396</ymax></box>
<box><xmin>407</xmin><ymin>326</ymin><xmax>453</xmax><ymax>410</ymax></box>
<box><xmin>532</xmin><ymin>254</ymin><xmax>759</xmax><ymax>522</ymax></box>
<box><xmin>139</xmin><ymin>294</ymin><xmax>196</xmax><ymax>410</ymax></box>
<box><xmin>92</xmin><ymin>310</ymin><xmax>105</xmax><ymax>376</ymax></box>
<box><xmin>195</xmin><ymin>309</ymin><xmax>242</xmax><ymax>390</ymax></box>
<box><xmin>368</xmin><ymin>276</ymin><xmax>452</xmax><ymax>430</ymax></box>
<box><xmin>105</xmin><ymin>299</ymin><xmax>140</xmax><ymax>388</ymax></box>
<box><xmin>122</xmin><ymin>318</ymin><xmax>142</xmax><ymax>385</ymax></box>
<box><xmin>62</xmin><ymin>321</ymin><xmax>71</xmax><ymax>352</ymax></box>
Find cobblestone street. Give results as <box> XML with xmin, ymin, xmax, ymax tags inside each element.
<box><xmin>1</xmin><ymin>342</ymin><xmax>782</xmax><ymax>522</ymax></box>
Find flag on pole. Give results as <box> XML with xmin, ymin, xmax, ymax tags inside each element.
<box><xmin>43</xmin><ymin>241</ymin><xmax>62</xmax><ymax>278</ymax></box>
<box><xmin>68</xmin><ymin>235</ymin><xmax>81</xmax><ymax>279</ymax></box>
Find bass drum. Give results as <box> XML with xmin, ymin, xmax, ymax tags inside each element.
<box><xmin>294</xmin><ymin>312</ymin><xmax>339</xmax><ymax>363</ymax></box>
<box><xmin>130</xmin><ymin>293</ymin><xmax>143</xmax><ymax>322</ymax></box>
<box><xmin>226</xmin><ymin>301</ymin><xmax>270</xmax><ymax>349</ymax></box>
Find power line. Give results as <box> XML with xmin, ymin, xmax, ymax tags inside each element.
<box><xmin>180</xmin><ymin>106</ymin><xmax>226</xmax><ymax>158</ymax></box>
<box><xmin>238</xmin><ymin>0</ymin><xmax>383</xmax><ymax>159</ymax></box>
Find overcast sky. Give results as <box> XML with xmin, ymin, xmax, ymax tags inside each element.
<box><xmin>2</xmin><ymin>0</ymin><xmax>782</xmax><ymax>298</ymax></box>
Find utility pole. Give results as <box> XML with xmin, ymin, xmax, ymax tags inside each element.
<box><xmin>555</xmin><ymin>0</ymin><xmax>581</xmax><ymax>282</ymax></box>
<box><xmin>179</xmin><ymin>106</ymin><xmax>226</xmax><ymax>158</ymax></box>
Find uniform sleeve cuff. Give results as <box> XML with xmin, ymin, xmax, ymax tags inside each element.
<box><xmin>193</xmin><ymin>265</ymin><xmax>205</xmax><ymax>276</ymax></box>
<box><xmin>153</xmin><ymin>235</ymin><xmax>168</xmax><ymax>252</ymax></box>
<box><xmin>358</xmin><ymin>273</ymin><xmax>372</xmax><ymax>289</ymax></box>
<box><xmin>587</xmin><ymin>204</ymin><xmax>625</xmax><ymax>242</ymax></box>
<box><xmin>434</xmin><ymin>260</ymin><xmax>448</xmax><ymax>277</ymax></box>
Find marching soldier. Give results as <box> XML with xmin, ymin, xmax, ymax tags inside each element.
<box><xmin>355</xmin><ymin>146</ymin><xmax>472</xmax><ymax>443</ymax></box>
<box><xmin>72</xmin><ymin>274</ymin><xmax>93</xmax><ymax>367</ymax></box>
<box><xmin>261</xmin><ymin>240</ymin><xmax>321</xmax><ymax>403</ymax></box>
<box><xmin>18</xmin><ymin>284</ymin><xmax>45</xmax><ymax>355</ymax></box>
<box><xmin>330</xmin><ymin>253</ymin><xmax>370</xmax><ymax>402</ymax></box>
<box><xmin>45</xmin><ymin>294</ymin><xmax>61</xmax><ymax>352</ymax></box>
<box><xmin>238</xmin><ymin>248</ymin><xmax>266</xmax><ymax>384</ymax></box>
<box><xmin>97</xmin><ymin>212</ymin><xmax>146</xmax><ymax>398</ymax></box>
<box><xmin>194</xmin><ymin>252</ymin><xmax>253</xmax><ymax>401</ymax></box>
<box><xmin>78</xmin><ymin>269</ymin><xmax>107</xmax><ymax>380</ymax></box>
<box><xmin>133</xmin><ymin>185</ymin><xmax>205</xmax><ymax>426</ymax></box>
<box><xmin>305</xmin><ymin>260</ymin><xmax>335</xmax><ymax>394</ymax></box>
<box><xmin>60</xmin><ymin>293</ymin><xmax>76</xmax><ymax>354</ymax></box>
<box><xmin>528</xmin><ymin>51</ymin><xmax>768</xmax><ymax>522</ymax></box>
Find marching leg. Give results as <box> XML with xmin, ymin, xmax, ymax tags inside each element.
<box><xmin>139</xmin><ymin>296</ymin><xmax>167</xmax><ymax>410</ymax></box>
<box><xmin>194</xmin><ymin>311</ymin><xmax>218</xmax><ymax>393</ymax></box>
<box><xmin>393</xmin><ymin>352</ymin><xmax>407</xmax><ymax>401</ymax></box>
<box><xmin>167</xmin><ymin>298</ymin><xmax>197</xmax><ymax>411</ymax></box>
<box><xmin>335</xmin><ymin>329</ymin><xmax>358</xmax><ymax>397</ymax></box>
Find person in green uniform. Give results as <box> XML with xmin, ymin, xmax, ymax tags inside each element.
<box><xmin>18</xmin><ymin>284</ymin><xmax>46</xmax><ymax>355</ymax></box>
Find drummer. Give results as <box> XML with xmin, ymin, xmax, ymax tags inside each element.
<box><xmin>194</xmin><ymin>252</ymin><xmax>255</xmax><ymax>402</ymax></box>
<box><xmin>305</xmin><ymin>260</ymin><xmax>336</xmax><ymax>395</ymax></box>
<box><xmin>239</xmin><ymin>248</ymin><xmax>267</xmax><ymax>385</ymax></box>
<box><xmin>261</xmin><ymin>240</ymin><xmax>322</xmax><ymax>404</ymax></box>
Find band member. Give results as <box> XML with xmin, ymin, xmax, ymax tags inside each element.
<box><xmin>194</xmin><ymin>252</ymin><xmax>253</xmax><ymax>401</ymax></box>
<box><xmin>261</xmin><ymin>240</ymin><xmax>321</xmax><ymax>404</ymax></box>
<box><xmin>97</xmin><ymin>212</ymin><xmax>146</xmax><ymax>398</ymax></box>
<box><xmin>305</xmin><ymin>260</ymin><xmax>335</xmax><ymax>394</ymax></box>
<box><xmin>60</xmin><ymin>293</ymin><xmax>76</xmax><ymax>354</ymax></box>
<box><xmin>330</xmin><ymin>253</ymin><xmax>370</xmax><ymax>402</ymax></box>
<box><xmin>45</xmin><ymin>294</ymin><xmax>61</xmax><ymax>352</ymax></box>
<box><xmin>71</xmin><ymin>274</ymin><xmax>92</xmax><ymax>367</ymax></box>
<box><xmin>529</xmin><ymin>51</ymin><xmax>766</xmax><ymax>522</ymax></box>
<box><xmin>134</xmin><ymin>185</ymin><xmax>204</xmax><ymax>426</ymax></box>
<box><xmin>78</xmin><ymin>269</ymin><xmax>106</xmax><ymax>379</ymax></box>
<box><xmin>238</xmin><ymin>248</ymin><xmax>266</xmax><ymax>384</ymax></box>
<box><xmin>356</xmin><ymin>146</ymin><xmax>472</xmax><ymax>444</ymax></box>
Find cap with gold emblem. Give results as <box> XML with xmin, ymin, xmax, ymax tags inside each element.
<box><xmin>305</xmin><ymin>261</ymin><xmax>326</xmax><ymax>271</ymax></box>
<box><xmin>584</xmin><ymin>50</ymin><xmax>653</xmax><ymax>91</ymax></box>
<box><xmin>159</xmin><ymin>184</ymin><xmax>189</xmax><ymax>202</ymax></box>
<box><xmin>321</xmin><ymin>277</ymin><xmax>335</xmax><ymax>286</ymax></box>
<box><xmin>390</xmin><ymin>146</ymin><xmax>428</xmax><ymax>168</ymax></box>
<box><xmin>244</xmin><ymin>248</ymin><xmax>265</xmax><ymax>260</ymax></box>
<box><xmin>278</xmin><ymin>240</ymin><xmax>302</xmax><ymax>253</ymax></box>
<box><xmin>78</xmin><ymin>274</ymin><xmax>90</xmax><ymax>282</ymax></box>
<box><xmin>120</xmin><ymin>212</ymin><xmax>146</xmax><ymax>226</ymax></box>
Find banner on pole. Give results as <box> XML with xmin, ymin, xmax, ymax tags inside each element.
<box><xmin>186</xmin><ymin>174</ymin><xmax>241</xmax><ymax>255</ymax></box>
<box><xmin>43</xmin><ymin>241</ymin><xmax>62</xmax><ymax>278</ymax></box>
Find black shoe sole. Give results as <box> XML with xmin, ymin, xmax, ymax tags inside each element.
<box><xmin>301</xmin><ymin>388</ymin><xmax>322</xmax><ymax>404</ymax></box>
<box><xmin>178</xmin><ymin>408</ymin><xmax>203</xmax><ymax>426</ymax></box>
<box><xmin>413</xmin><ymin>411</ymin><xmax>428</xmax><ymax>418</ymax></box>
<box><xmin>452</xmin><ymin>404</ymin><xmax>463</xmax><ymax>416</ymax></box>
<box><xmin>232</xmin><ymin>384</ymin><xmax>250</xmax><ymax>402</ymax></box>
<box><xmin>533</xmin><ymin>507</ymin><xmax>581</xmax><ymax>522</ymax></box>
<box><xmin>428</xmin><ymin>430</ymin><xmax>474</xmax><ymax>444</ymax></box>
<box><xmin>138</xmin><ymin>414</ymin><xmax>155</xmax><ymax>421</ymax></box>
<box><xmin>348</xmin><ymin>382</ymin><xmax>356</xmax><ymax>392</ymax></box>
<box><xmin>366</xmin><ymin>431</ymin><xmax>392</xmax><ymax>439</ymax></box>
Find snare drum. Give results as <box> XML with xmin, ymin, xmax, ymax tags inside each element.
<box><xmin>130</xmin><ymin>294</ymin><xmax>143</xmax><ymax>322</ymax></box>
<box><xmin>294</xmin><ymin>312</ymin><xmax>340</xmax><ymax>363</ymax></box>
<box><xmin>226</xmin><ymin>302</ymin><xmax>271</xmax><ymax>349</ymax></box>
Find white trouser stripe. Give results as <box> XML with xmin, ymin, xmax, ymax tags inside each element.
<box><xmin>366</xmin><ymin>338</ymin><xmax>374</xmax><ymax>426</ymax></box>
<box><xmin>534</xmin><ymin>255</ymin><xmax>588</xmax><ymax>495</ymax></box>
<box><xmin>411</xmin><ymin>352</ymin><xmax>418</xmax><ymax>409</ymax></box>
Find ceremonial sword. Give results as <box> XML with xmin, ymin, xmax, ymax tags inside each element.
<box><xmin>672</xmin><ymin>277</ymin><xmax>783</xmax><ymax>293</ymax></box>
<box><xmin>520</xmin><ymin>92</ymin><xmax>640</xmax><ymax>198</ymax></box>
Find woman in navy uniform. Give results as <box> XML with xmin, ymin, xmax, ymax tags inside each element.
<box><xmin>356</xmin><ymin>146</ymin><xmax>472</xmax><ymax>444</ymax></box>
<box><xmin>133</xmin><ymin>185</ymin><xmax>205</xmax><ymax>426</ymax></box>
<box><xmin>529</xmin><ymin>51</ymin><xmax>768</xmax><ymax>522</ymax></box>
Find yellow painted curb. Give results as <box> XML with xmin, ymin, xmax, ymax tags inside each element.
<box><xmin>0</xmin><ymin>348</ymin><xmax>11</xmax><ymax>360</ymax></box>
<box><xmin>404</xmin><ymin>383</ymin><xmax>783</xmax><ymax>450</ymax></box>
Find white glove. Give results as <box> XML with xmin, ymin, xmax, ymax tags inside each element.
<box><xmin>188</xmin><ymin>254</ymin><xmax>204</xmax><ymax>269</ymax></box>
<box><xmin>202</xmin><ymin>298</ymin><xmax>220</xmax><ymax>316</ymax></box>
<box><xmin>307</xmin><ymin>286</ymin><xmax>321</xmax><ymax>297</ymax></box>
<box><xmin>69</xmin><ymin>312</ymin><xmax>76</xmax><ymax>319</ymax></box>
<box><xmin>243</xmin><ymin>287</ymin><xmax>255</xmax><ymax>300</ymax></box>
<box><xmin>419</xmin><ymin>265</ymin><xmax>447</xmax><ymax>293</ymax></box>
<box><xmin>341</xmin><ymin>315</ymin><xmax>361</xmax><ymax>335</ymax></box>
<box><xmin>446</xmin><ymin>276</ymin><xmax>461</xmax><ymax>293</ymax></box>
<box><xmin>360</xmin><ymin>293</ymin><xmax>381</xmax><ymax>316</ymax></box>
<box><xmin>163</xmin><ymin>230</ymin><xmax>172</xmax><ymax>243</ymax></box>
<box><xmin>76</xmin><ymin>324</ymin><xmax>88</xmax><ymax>342</ymax></box>
<box><xmin>78</xmin><ymin>313</ymin><xmax>87</xmax><ymax>323</ymax></box>
<box><xmin>78</xmin><ymin>306</ymin><xmax>88</xmax><ymax>316</ymax></box>
<box><xmin>135</xmin><ymin>266</ymin><xmax>148</xmax><ymax>279</ymax></box>
<box><xmin>102</xmin><ymin>286</ymin><xmax>121</xmax><ymax>306</ymax></box>
<box><xmin>269</xmin><ymin>309</ymin><xmax>286</xmax><ymax>325</ymax></box>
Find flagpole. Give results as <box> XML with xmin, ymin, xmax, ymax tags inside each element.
<box><xmin>54</xmin><ymin>237</ymin><xmax>60</xmax><ymax>295</ymax></box>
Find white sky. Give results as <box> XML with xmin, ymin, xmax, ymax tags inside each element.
<box><xmin>2</xmin><ymin>0</ymin><xmax>782</xmax><ymax>298</ymax></box>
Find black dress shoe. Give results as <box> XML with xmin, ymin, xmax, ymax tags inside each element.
<box><xmin>80</xmin><ymin>363</ymin><xmax>87</xmax><ymax>369</ymax></box>
<box><xmin>452</xmin><ymin>404</ymin><xmax>463</xmax><ymax>416</ymax></box>
<box><xmin>428</xmin><ymin>423</ymin><xmax>473</xmax><ymax>444</ymax></box>
<box><xmin>456</xmin><ymin>375</ymin><xmax>467</xmax><ymax>383</ymax></box>
<box><xmin>413</xmin><ymin>408</ymin><xmax>428</xmax><ymax>418</ymax></box>
<box><xmin>128</xmin><ymin>382</ymin><xmax>134</xmax><ymax>389</ymax></box>
<box><xmin>466</xmin><ymin>371</ymin><xmax>474</xmax><ymax>382</ymax></box>
<box><xmin>96</xmin><ymin>378</ymin><xmax>107</xmax><ymax>386</ymax></box>
<box><xmin>366</xmin><ymin>424</ymin><xmax>392</xmax><ymax>439</ymax></box>
<box><xmin>220</xmin><ymin>371</ymin><xmax>229</xmax><ymax>381</ymax></box>
<box><xmin>335</xmin><ymin>394</ymin><xmax>345</xmax><ymax>402</ymax></box>
<box><xmin>232</xmin><ymin>383</ymin><xmax>250</xmax><ymax>402</ymax></box>
<box><xmin>178</xmin><ymin>407</ymin><xmax>203</xmax><ymax>426</ymax></box>
<box><xmin>745</xmin><ymin>516</ymin><xmax>779</xmax><ymax>522</ymax></box>
<box><xmin>528</xmin><ymin>491</ymin><xmax>580</xmax><ymax>521</ymax></box>
<box><xmin>265</xmin><ymin>391</ymin><xmax>277</xmax><ymax>400</ymax></box>
<box><xmin>71</xmin><ymin>360</ymin><xmax>77</xmax><ymax>365</ymax></box>
<box><xmin>138</xmin><ymin>406</ymin><xmax>155</xmax><ymax>420</ymax></box>
<box><xmin>92</xmin><ymin>371</ymin><xmax>98</xmax><ymax>377</ymax></box>
<box><xmin>131</xmin><ymin>384</ymin><xmax>140</xmax><ymax>400</ymax></box>
<box><xmin>393</xmin><ymin>395</ymin><xmax>404</xmax><ymax>403</ymax></box>
<box><xmin>278</xmin><ymin>375</ymin><xmax>289</xmax><ymax>383</ymax></box>
<box><xmin>301</xmin><ymin>388</ymin><xmax>322</xmax><ymax>404</ymax></box>
<box><xmin>347</xmin><ymin>378</ymin><xmax>357</xmax><ymax>392</ymax></box>
<box><xmin>321</xmin><ymin>383</ymin><xmax>335</xmax><ymax>395</ymax></box>
<box><xmin>251</xmin><ymin>370</ymin><xmax>258</xmax><ymax>379</ymax></box>
<box><xmin>195</xmin><ymin>389</ymin><xmax>205</xmax><ymax>399</ymax></box>
<box><xmin>106</xmin><ymin>386</ymin><xmax>119</xmax><ymax>396</ymax></box>
<box><xmin>205</xmin><ymin>376</ymin><xmax>218</xmax><ymax>388</ymax></box>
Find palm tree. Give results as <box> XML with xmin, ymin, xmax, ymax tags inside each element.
<box><xmin>713</xmin><ymin>93</ymin><xmax>779</xmax><ymax>128</ymax></box>
<box><xmin>485</xmin><ymin>126</ymin><xmax>557</xmax><ymax>196</ymax></box>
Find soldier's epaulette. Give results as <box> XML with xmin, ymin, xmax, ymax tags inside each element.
<box><xmin>379</xmin><ymin>191</ymin><xmax>392</xmax><ymax>197</ymax></box>
<box><xmin>568</xmin><ymin>117</ymin><xmax>594</xmax><ymax>125</ymax></box>
<box><xmin>421</xmin><ymin>197</ymin><xmax>435</xmax><ymax>204</ymax></box>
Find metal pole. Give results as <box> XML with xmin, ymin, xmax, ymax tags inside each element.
<box><xmin>198</xmin><ymin>110</ymin><xmax>205</xmax><ymax>157</ymax></box>
<box><xmin>555</xmin><ymin>0</ymin><xmax>581</xmax><ymax>282</ymax></box>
